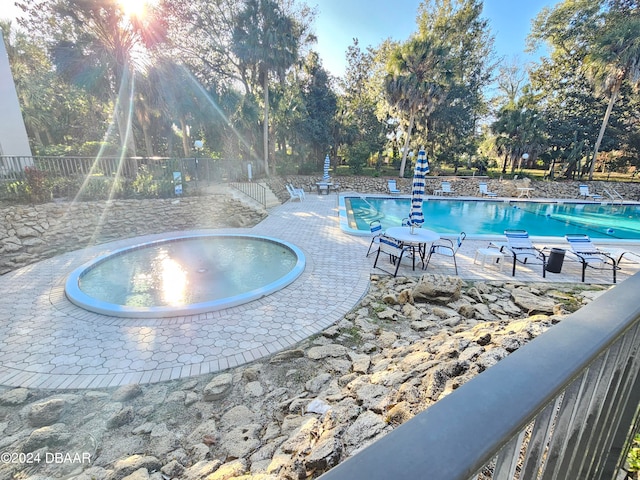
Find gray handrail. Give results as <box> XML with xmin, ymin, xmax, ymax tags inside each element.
<box><xmin>319</xmin><ymin>273</ymin><xmax>640</xmax><ymax>480</ymax></box>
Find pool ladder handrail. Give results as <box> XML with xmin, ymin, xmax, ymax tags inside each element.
<box><xmin>602</xmin><ymin>188</ymin><xmax>624</xmax><ymax>204</ymax></box>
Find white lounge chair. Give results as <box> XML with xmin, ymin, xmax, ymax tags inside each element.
<box><xmin>579</xmin><ymin>185</ymin><xmax>603</xmax><ymax>200</ymax></box>
<box><xmin>434</xmin><ymin>181</ymin><xmax>452</xmax><ymax>196</ymax></box>
<box><xmin>286</xmin><ymin>184</ymin><xmax>304</xmax><ymax>202</ymax></box>
<box><xmin>387</xmin><ymin>180</ymin><xmax>401</xmax><ymax>194</ymax></box>
<box><xmin>289</xmin><ymin>184</ymin><xmax>305</xmax><ymax>199</ymax></box>
<box><xmin>565</xmin><ymin>234</ymin><xmax>619</xmax><ymax>283</ymax></box>
<box><xmin>479</xmin><ymin>183</ymin><xmax>497</xmax><ymax>197</ymax></box>
<box><xmin>503</xmin><ymin>230</ymin><xmax>547</xmax><ymax>278</ymax></box>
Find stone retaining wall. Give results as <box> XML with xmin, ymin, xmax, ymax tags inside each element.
<box><xmin>284</xmin><ymin>175</ymin><xmax>640</xmax><ymax>200</ymax></box>
<box><xmin>2</xmin><ymin>176</ymin><xmax>639</xmax><ymax>275</ymax></box>
<box><xmin>0</xmin><ymin>196</ymin><xmax>266</xmax><ymax>275</ymax></box>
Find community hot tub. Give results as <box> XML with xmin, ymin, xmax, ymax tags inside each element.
<box><xmin>65</xmin><ymin>234</ymin><xmax>305</xmax><ymax>318</ymax></box>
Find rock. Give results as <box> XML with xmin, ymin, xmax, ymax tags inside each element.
<box><xmin>343</xmin><ymin>410</ymin><xmax>387</xmax><ymax>449</ymax></box>
<box><xmin>221</xmin><ymin>424</ymin><xmax>261</xmax><ymax>458</ymax></box>
<box><xmin>270</xmin><ymin>349</ymin><xmax>305</xmax><ymax>362</ymax></box>
<box><xmin>245</xmin><ymin>381</ymin><xmax>264</xmax><ymax>397</ymax></box>
<box><xmin>203</xmin><ymin>373</ymin><xmax>233</xmax><ymax>401</ymax></box>
<box><xmin>221</xmin><ymin>405</ymin><xmax>255</xmax><ymax>428</ymax></box>
<box><xmin>121</xmin><ymin>468</ymin><xmax>149</xmax><ymax>480</ymax></box>
<box><xmin>26</xmin><ymin>398</ymin><xmax>66</xmax><ymax>427</ymax></box>
<box><xmin>355</xmin><ymin>383</ymin><xmax>391</xmax><ymax>412</ymax></box>
<box><xmin>206</xmin><ymin>459</ymin><xmax>247</xmax><ymax>479</ymax></box>
<box><xmin>477</xmin><ymin>347</ymin><xmax>510</xmax><ymax>370</ymax></box>
<box><xmin>23</xmin><ymin>423</ymin><xmax>72</xmax><ymax>452</ymax></box>
<box><xmin>511</xmin><ymin>289</ymin><xmax>557</xmax><ymax>314</ymax></box>
<box><xmin>111</xmin><ymin>384</ymin><xmax>143</xmax><ymax>402</ymax></box>
<box><xmin>183</xmin><ymin>459</ymin><xmax>223</xmax><ymax>479</ymax></box>
<box><xmin>187</xmin><ymin>419</ymin><xmax>218</xmax><ymax>445</ymax></box>
<box><xmin>0</xmin><ymin>388</ymin><xmax>31</xmax><ymax>406</ymax></box>
<box><xmin>107</xmin><ymin>406</ymin><xmax>135</xmax><ymax>429</ymax></box>
<box><xmin>307</xmin><ymin>344</ymin><xmax>348</xmax><ymax>360</ymax></box>
<box><xmin>306</xmin><ymin>373</ymin><xmax>333</xmax><ymax>393</ymax></box>
<box><xmin>412</xmin><ymin>275</ymin><xmax>462</xmax><ymax>304</ymax></box>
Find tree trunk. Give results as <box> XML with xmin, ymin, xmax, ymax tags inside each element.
<box><xmin>263</xmin><ymin>73</ymin><xmax>270</xmax><ymax>176</ymax></box>
<box><xmin>399</xmin><ymin>111</ymin><xmax>416</xmax><ymax>178</ymax></box>
<box><xmin>588</xmin><ymin>84</ymin><xmax>620</xmax><ymax>181</ymax></box>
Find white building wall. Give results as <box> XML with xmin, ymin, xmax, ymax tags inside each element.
<box><xmin>0</xmin><ymin>28</ymin><xmax>33</xmax><ymax>167</ymax></box>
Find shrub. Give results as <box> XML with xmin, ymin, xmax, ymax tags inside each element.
<box><xmin>24</xmin><ymin>167</ymin><xmax>52</xmax><ymax>203</ymax></box>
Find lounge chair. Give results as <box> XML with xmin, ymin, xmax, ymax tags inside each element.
<box><xmin>423</xmin><ymin>232</ymin><xmax>466</xmax><ymax>275</ymax></box>
<box><xmin>366</xmin><ymin>220</ymin><xmax>383</xmax><ymax>257</ymax></box>
<box><xmin>388</xmin><ymin>180</ymin><xmax>401</xmax><ymax>194</ymax></box>
<box><xmin>503</xmin><ymin>230</ymin><xmax>547</xmax><ymax>277</ymax></box>
<box><xmin>565</xmin><ymin>234</ymin><xmax>619</xmax><ymax>283</ymax></box>
<box><xmin>434</xmin><ymin>181</ymin><xmax>452</xmax><ymax>196</ymax></box>
<box><xmin>373</xmin><ymin>235</ymin><xmax>414</xmax><ymax>277</ymax></box>
<box><xmin>286</xmin><ymin>184</ymin><xmax>304</xmax><ymax>202</ymax></box>
<box><xmin>579</xmin><ymin>185</ymin><xmax>603</xmax><ymax>200</ymax></box>
<box><xmin>289</xmin><ymin>184</ymin><xmax>305</xmax><ymax>199</ymax></box>
<box><xmin>479</xmin><ymin>183</ymin><xmax>497</xmax><ymax>197</ymax></box>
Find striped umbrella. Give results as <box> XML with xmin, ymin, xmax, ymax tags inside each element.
<box><xmin>323</xmin><ymin>154</ymin><xmax>331</xmax><ymax>182</ymax></box>
<box><xmin>408</xmin><ymin>148</ymin><xmax>429</xmax><ymax>226</ymax></box>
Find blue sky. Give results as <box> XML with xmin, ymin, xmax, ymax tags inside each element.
<box><xmin>313</xmin><ymin>0</ymin><xmax>561</xmax><ymax>77</ymax></box>
<box><xmin>2</xmin><ymin>0</ymin><xmax>560</xmax><ymax>77</ymax></box>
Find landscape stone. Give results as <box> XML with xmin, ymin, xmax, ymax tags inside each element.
<box><xmin>203</xmin><ymin>373</ymin><xmax>233</xmax><ymax>401</ymax></box>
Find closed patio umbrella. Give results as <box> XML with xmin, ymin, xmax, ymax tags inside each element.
<box><xmin>409</xmin><ymin>147</ymin><xmax>429</xmax><ymax>226</ymax></box>
<box><xmin>323</xmin><ymin>154</ymin><xmax>331</xmax><ymax>182</ymax></box>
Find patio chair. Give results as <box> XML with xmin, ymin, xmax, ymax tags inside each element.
<box><xmin>366</xmin><ymin>220</ymin><xmax>383</xmax><ymax>257</ymax></box>
<box><xmin>565</xmin><ymin>234</ymin><xmax>619</xmax><ymax>283</ymax></box>
<box><xmin>578</xmin><ymin>184</ymin><xmax>603</xmax><ymax>200</ymax></box>
<box><xmin>434</xmin><ymin>181</ymin><xmax>452</xmax><ymax>196</ymax></box>
<box><xmin>503</xmin><ymin>230</ymin><xmax>547</xmax><ymax>278</ymax></box>
<box><xmin>423</xmin><ymin>232</ymin><xmax>466</xmax><ymax>275</ymax></box>
<box><xmin>479</xmin><ymin>183</ymin><xmax>497</xmax><ymax>197</ymax></box>
<box><xmin>373</xmin><ymin>235</ymin><xmax>414</xmax><ymax>277</ymax></box>
<box><xmin>286</xmin><ymin>184</ymin><xmax>304</xmax><ymax>202</ymax></box>
<box><xmin>288</xmin><ymin>183</ymin><xmax>306</xmax><ymax>200</ymax></box>
<box><xmin>388</xmin><ymin>179</ymin><xmax>401</xmax><ymax>194</ymax></box>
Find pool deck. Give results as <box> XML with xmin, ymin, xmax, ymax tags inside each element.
<box><xmin>0</xmin><ymin>192</ymin><xmax>639</xmax><ymax>390</ymax></box>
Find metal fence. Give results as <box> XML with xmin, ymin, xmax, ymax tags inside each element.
<box><xmin>230</xmin><ymin>182</ymin><xmax>267</xmax><ymax>207</ymax></box>
<box><xmin>0</xmin><ymin>155</ymin><xmax>263</xmax><ymax>184</ymax></box>
<box><xmin>319</xmin><ymin>272</ymin><xmax>640</xmax><ymax>480</ymax></box>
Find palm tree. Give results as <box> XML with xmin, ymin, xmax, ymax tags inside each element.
<box><xmin>384</xmin><ymin>36</ymin><xmax>450</xmax><ymax>177</ymax></box>
<box><xmin>584</xmin><ymin>13</ymin><xmax>640</xmax><ymax>180</ymax></box>
<box><xmin>232</xmin><ymin>0</ymin><xmax>300</xmax><ymax>175</ymax></box>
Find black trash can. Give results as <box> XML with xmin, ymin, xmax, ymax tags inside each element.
<box><xmin>546</xmin><ymin>248</ymin><xmax>566</xmax><ymax>273</ymax></box>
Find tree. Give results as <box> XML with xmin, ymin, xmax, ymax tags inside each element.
<box><xmin>584</xmin><ymin>7</ymin><xmax>640</xmax><ymax>179</ymax></box>
<box><xmin>17</xmin><ymin>0</ymin><xmax>168</xmax><ymax>156</ymax></box>
<box><xmin>417</xmin><ymin>0</ymin><xmax>494</xmax><ymax>170</ymax></box>
<box><xmin>384</xmin><ymin>36</ymin><xmax>450</xmax><ymax>177</ymax></box>
<box><xmin>232</xmin><ymin>0</ymin><xmax>300</xmax><ymax>175</ymax></box>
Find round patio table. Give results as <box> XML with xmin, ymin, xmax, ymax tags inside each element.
<box><xmin>385</xmin><ymin>226</ymin><xmax>440</xmax><ymax>270</ymax></box>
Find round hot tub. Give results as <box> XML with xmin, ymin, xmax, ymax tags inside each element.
<box><xmin>65</xmin><ymin>234</ymin><xmax>305</xmax><ymax>318</ymax></box>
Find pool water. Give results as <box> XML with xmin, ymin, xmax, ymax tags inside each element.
<box><xmin>65</xmin><ymin>234</ymin><xmax>305</xmax><ymax>318</ymax></box>
<box><xmin>342</xmin><ymin>197</ymin><xmax>640</xmax><ymax>239</ymax></box>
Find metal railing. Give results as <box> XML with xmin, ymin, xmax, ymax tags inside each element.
<box><xmin>320</xmin><ymin>273</ymin><xmax>640</xmax><ymax>480</ymax></box>
<box><xmin>229</xmin><ymin>181</ymin><xmax>267</xmax><ymax>208</ymax></box>
<box><xmin>0</xmin><ymin>155</ymin><xmax>263</xmax><ymax>183</ymax></box>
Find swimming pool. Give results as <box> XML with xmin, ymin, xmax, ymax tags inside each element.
<box><xmin>340</xmin><ymin>196</ymin><xmax>640</xmax><ymax>240</ymax></box>
<box><xmin>65</xmin><ymin>234</ymin><xmax>305</xmax><ymax>318</ymax></box>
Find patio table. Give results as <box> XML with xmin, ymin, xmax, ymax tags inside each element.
<box><xmin>385</xmin><ymin>226</ymin><xmax>440</xmax><ymax>270</ymax></box>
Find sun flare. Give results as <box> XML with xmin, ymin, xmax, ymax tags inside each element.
<box><xmin>118</xmin><ymin>0</ymin><xmax>154</xmax><ymax>19</ymax></box>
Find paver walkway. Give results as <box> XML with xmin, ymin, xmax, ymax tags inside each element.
<box><xmin>1</xmin><ymin>191</ymin><xmax>639</xmax><ymax>390</ymax></box>
<box><xmin>0</xmin><ymin>194</ymin><xmax>370</xmax><ymax>390</ymax></box>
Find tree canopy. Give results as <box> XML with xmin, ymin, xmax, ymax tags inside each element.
<box><xmin>3</xmin><ymin>0</ymin><xmax>638</xmax><ymax>178</ymax></box>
